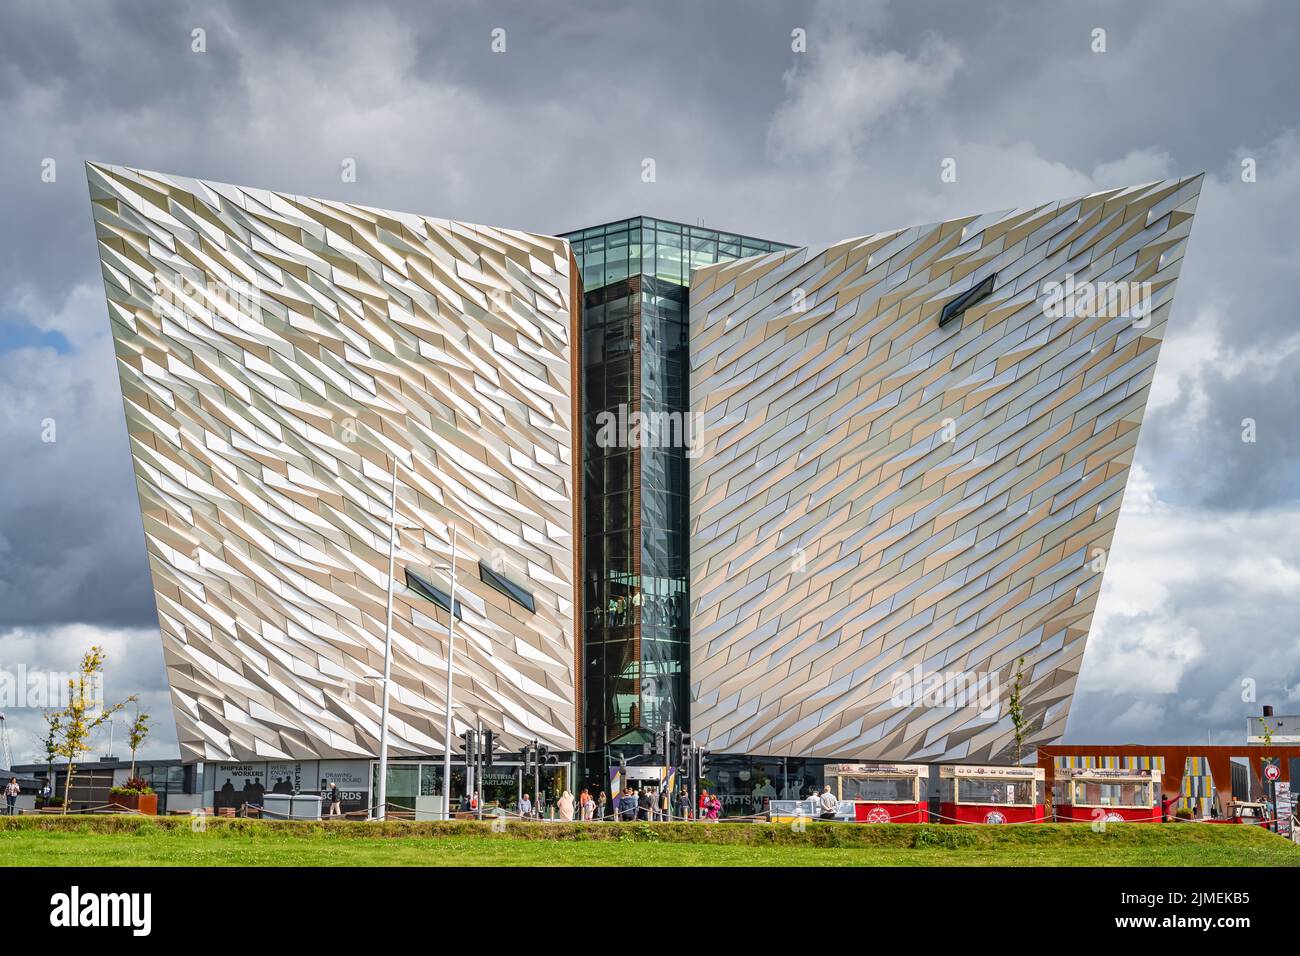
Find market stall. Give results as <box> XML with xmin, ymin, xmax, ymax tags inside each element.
<box><xmin>1199</xmin><ymin>800</ymin><xmax>1271</xmax><ymax>826</ymax></box>
<box><xmin>826</xmin><ymin>763</ymin><xmax>929</xmax><ymax>823</ymax></box>
<box><xmin>938</xmin><ymin>765</ymin><xmax>1045</xmax><ymax>824</ymax></box>
<box><xmin>1052</xmin><ymin>767</ymin><xmax>1163</xmax><ymax>822</ymax></box>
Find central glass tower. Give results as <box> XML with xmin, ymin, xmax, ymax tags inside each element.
<box><xmin>560</xmin><ymin>217</ymin><xmax>793</xmax><ymax>757</ymax></box>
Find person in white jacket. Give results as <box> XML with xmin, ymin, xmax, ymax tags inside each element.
<box><xmin>557</xmin><ymin>790</ymin><xmax>575</xmax><ymax>821</ymax></box>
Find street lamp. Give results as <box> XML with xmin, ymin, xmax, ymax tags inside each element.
<box><xmin>440</xmin><ymin>526</ymin><xmax>459</xmax><ymax>821</ymax></box>
<box><xmin>366</xmin><ymin>455</ymin><xmax>483</xmax><ymax>822</ymax></box>
<box><xmin>367</xmin><ymin>452</ymin><xmax>473</xmax><ymax>822</ymax></box>
<box><xmin>374</xmin><ymin>455</ymin><xmax>402</xmax><ymax>822</ymax></box>
<box><xmin>405</xmin><ymin>533</ymin><xmax>463</xmax><ymax>821</ymax></box>
<box><xmin>372</xmin><ymin>452</ymin><xmax>432</xmax><ymax>821</ymax></box>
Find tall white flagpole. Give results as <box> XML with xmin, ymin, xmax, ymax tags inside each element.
<box><xmin>441</xmin><ymin>525</ymin><xmax>459</xmax><ymax>819</ymax></box>
<box><xmin>374</xmin><ymin>456</ymin><xmax>399</xmax><ymax>821</ymax></box>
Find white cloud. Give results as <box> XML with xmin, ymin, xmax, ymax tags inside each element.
<box><xmin>1073</xmin><ymin>480</ymin><xmax>1300</xmax><ymax>741</ymax></box>
<box><xmin>768</xmin><ymin>2</ymin><xmax>962</xmax><ymax>184</ymax></box>
<box><xmin>0</xmin><ymin>623</ymin><xmax>173</xmax><ymax>768</ymax></box>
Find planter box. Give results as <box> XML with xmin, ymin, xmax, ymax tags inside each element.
<box><xmin>108</xmin><ymin>792</ymin><xmax>158</xmax><ymax>815</ymax></box>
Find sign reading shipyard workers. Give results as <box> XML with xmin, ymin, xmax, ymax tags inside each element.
<box><xmin>212</xmin><ymin>763</ymin><xmax>266</xmax><ymax>813</ymax></box>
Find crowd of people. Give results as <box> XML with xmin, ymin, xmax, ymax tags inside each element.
<box><xmin>595</xmin><ymin>589</ymin><xmax>687</xmax><ymax>628</ymax></box>
<box><xmin>455</xmin><ymin>785</ymin><xmax>731</xmax><ymax>821</ymax></box>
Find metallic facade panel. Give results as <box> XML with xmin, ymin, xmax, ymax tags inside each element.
<box><xmin>687</xmin><ymin>178</ymin><xmax>1202</xmax><ymax>762</ymax></box>
<box><xmin>88</xmin><ymin>164</ymin><xmax>579</xmax><ymax>762</ymax></box>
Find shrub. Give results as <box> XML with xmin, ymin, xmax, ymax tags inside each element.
<box><xmin>109</xmin><ymin>776</ymin><xmax>155</xmax><ymax>797</ymax></box>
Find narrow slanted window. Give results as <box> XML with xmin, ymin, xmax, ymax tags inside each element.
<box><xmin>404</xmin><ymin>568</ymin><xmax>463</xmax><ymax>620</ymax></box>
<box><xmin>478</xmin><ymin>561</ymin><xmax>536</xmax><ymax>613</ymax></box>
<box><xmin>939</xmin><ymin>274</ymin><xmax>995</xmax><ymax>327</ymax></box>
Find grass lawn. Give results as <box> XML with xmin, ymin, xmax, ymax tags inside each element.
<box><xmin>1</xmin><ymin>818</ymin><xmax>1297</xmax><ymax>867</ymax></box>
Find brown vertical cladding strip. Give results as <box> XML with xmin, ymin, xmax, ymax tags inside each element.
<box><xmin>569</xmin><ymin>249</ymin><xmax>584</xmax><ymax>752</ymax></box>
<box><xmin>630</xmin><ymin>277</ymin><xmax>643</xmax><ymax>685</ymax></box>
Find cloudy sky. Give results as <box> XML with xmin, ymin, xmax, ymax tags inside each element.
<box><xmin>1</xmin><ymin>0</ymin><xmax>1296</xmax><ymax>763</ymax></box>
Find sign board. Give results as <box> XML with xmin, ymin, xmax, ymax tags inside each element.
<box><xmin>266</xmin><ymin>760</ymin><xmax>318</xmax><ymax>796</ymax></box>
<box><xmin>828</xmin><ymin>763</ymin><xmax>925</xmax><ymax>776</ymax></box>
<box><xmin>1265</xmin><ymin>763</ymin><xmax>1281</xmax><ymax>782</ymax></box>
<box><xmin>319</xmin><ymin>760</ymin><xmax>369</xmax><ymax>814</ymax></box>
<box><xmin>1276</xmin><ymin>782</ymin><xmax>1292</xmax><ymax>838</ymax></box>
<box><xmin>211</xmin><ymin>762</ymin><xmax>266</xmax><ymax>812</ymax></box>
<box><xmin>946</xmin><ymin>765</ymin><xmax>1041</xmax><ymax>779</ymax></box>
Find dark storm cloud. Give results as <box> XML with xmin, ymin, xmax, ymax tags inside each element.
<box><xmin>0</xmin><ymin>0</ymin><xmax>1296</xmax><ymax>749</ymax></box>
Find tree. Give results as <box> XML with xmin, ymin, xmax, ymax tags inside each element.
<box><xmin>127</xmin><ymin>708</ymin><xmax>151</xmax><ymax>780</ymax></box>
<box><xmin>50</xmin><ymin>646</ymin><xmax>135</xmax><ymax>813</ymax></box>
<box><xmin>1008</xmin><ymin>656</ymin><xmax>1028</xmax><ymax>765</ymax></box>
<box><xmin>41</xmin><ymin>711</ymin><xmax>60</xmax><ymax>781</ymax></box>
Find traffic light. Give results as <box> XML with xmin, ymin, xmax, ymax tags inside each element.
<box><xmin>461</xmin><ymin>729</ymin><xmax>476</xmax><ymax>762</ymax></box>
<box><xmin>482</xmin><ymin>730</ymin><xmax>495</xmax><ymax>767</ymax></box>
<box><xmin>694</xmin><ymin>746</ymin><xmax>709</xmax><ymax>781</ymax></box>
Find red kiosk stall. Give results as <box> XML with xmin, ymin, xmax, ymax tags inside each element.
<box><xmin>1052</xmin><ymin>767</ymin><xmax>1163</xmax><ymax>822</ymax></box>
<box><xmin>938</xmin><ymin>765</ymin><xmax>1046</xmax><ymax>824</ymax></box>
<box><xmin>827</xmin><ymin>763</ymin><xmax>929</xmax><ymax>823</ymax></box>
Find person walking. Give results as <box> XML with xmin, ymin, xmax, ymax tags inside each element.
<box><xmin>519</xmin><ymin>792</ymin><xmax>533</xmax><ymax>819</ymax></box>
<box><xmin>638</xmin><ymin>786</ymin><xmax>653</xmax><ymax>821</ymax></box>
<box><xmin>4</xmin><ymin>778</ymin><xmax>19</xmax><ymax>816</ymax></box>
<box><xmin>660</xmin><ymin>786</ymin><xmax>671</xmax><ymax>822</ymax></box>
<box><xmin>678</xmin><ymin>786</ymin><xmax>691</xmax><ymax>820</ymax></box>
<box><xmin>581</xmin><ymin>789</ymin><xmax>595</xmax><ymax>821</ymax></box>
<box><xmin>558</xmin><ymin>789</ymin><xmax>575</xmax><ymax>822</ymax></box>
<box><xmin>818</xmin><ymin>785</ymin><xmax>839</xmax><ymax>820</ymax></box>
<box><xmin>620</xmin><ymin>787</ymin><xmax>638</xmax><ymax>821</ymax></box>
<box><xmin>706</xmin><ymin>792</ymin><xmax>721</xmax><ymax>821</ymax></box>
<box><xmin>597</xmin><ymin>790</ymin><xmax>608</xmax><ymax>821</ymax></box>
<box><xmin>327</xmin><ymin>782</ymin><xmax>342</xmax><ymax>817</ymax></box>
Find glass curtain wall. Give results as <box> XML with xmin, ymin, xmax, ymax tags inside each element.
<box><xmin>563</xmin><ymin>217</ymin><xmax>792</xmax><ymax>756</ymax></box>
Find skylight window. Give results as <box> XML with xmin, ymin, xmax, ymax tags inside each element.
<box><xmin>939</xmin><ymin>274</ymin><xmax>995</xmax><ymax>328</ymax></box>
<box><xmin>404</xmin><ymin>568</ymin><xmax>463</xmax><ymax>620</ymax></box>
<box><xmin>479</xmin><ymin>561</ymin><xmax>536</xmax><ymax>613</ymax></box>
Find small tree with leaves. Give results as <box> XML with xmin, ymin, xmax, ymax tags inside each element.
<box><xmin>51</xmin><ymin>646</ymin><xmax>135</xmax><ymax>813</ymax></box>
<box><xmin>42</xmin><ymin>711</ymin><xmax>60</xmax><ymax>781</ymax></box>
<box><xmin>1258</xmin><ymin>715</ymin><xmax>1274</xmax><ymax>748</ymax></box>
<box><xmin>1008</xmin><ymin>657</ymin><xmax>1028</xmax><ymax>765</ymax></box>
<box><xmin>127</xmin><ymin>708</ymin><xmax>151</xmax><ymax>780</ymax></box>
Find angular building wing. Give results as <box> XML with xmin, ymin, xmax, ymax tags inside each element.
<box><xmin>687</xmin><ymin>178</ymin><xmax>1202</xmax><ymax>763</ymax></box>
<box><xmin>90</xmin><ymin>164</ymin><xmax>1202</xmax><ymax>779</ymax></box>
<box><xmin>88</xmin><ymin>163</ymin><xmax>580</xmax><ymax>762</ymax></box>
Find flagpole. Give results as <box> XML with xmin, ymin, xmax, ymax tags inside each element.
<box><xmin>441</xmin><ymin>525</ymin><xmax>459</xmax><ymax>820</ymax></box>
<box><xmin>374</xmin><ymin>456</ymin><xmax>399</xmax><ymax>821</ymax></box>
